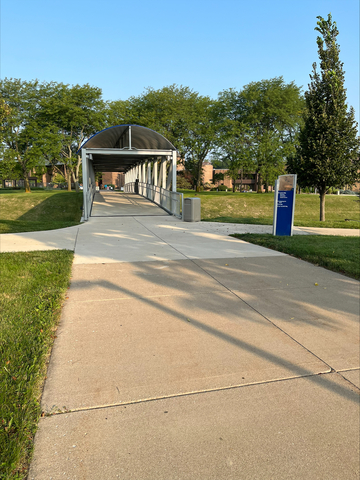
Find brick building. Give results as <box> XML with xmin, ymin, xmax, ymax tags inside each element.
<box><xmin>185</xmin><ymin>161</ymin><xmax>264</xmax><ymax>192</ymax></box>
<box><xmin>100</xmin><ymin>172</ymin><xmax>125</xmax><ymax>189</ymax></box>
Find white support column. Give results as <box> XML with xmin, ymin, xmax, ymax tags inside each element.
<box><xmin>172</xmin><ymin>150</ymin><xmax>177</xmax><ymax>192</ymax></box>
<box><xmin>152</xmin><ymin>160</ymin><xmax>158</xmax><ymax>186</ymax></box>
<box><xmin>141</xmin><ymin>162</ymin><xmax>146</xmax><ymax>184</ymax></box>
<box><xmin>82</xmin><ymin>148</ymin><xmax>89</xmax><ymax>220</ymax></box>
<box><xmin>152</xmin><ymin>160</ymin><xmax>159</xmax><ymax>203</ymax></box>
<box><xmin>157</xmin><ymin>160</ymin><xmax>162</xmax><ymax>187</ymax></box>
<box><xmin>147</xmin><ymin>162</ymin><xmax>152</xmax><ymax>184</ymax></box>
<box><xmin>166</xmin><ymin>156</ymin><xmax>172</xmax><ymax>190</ymax></box>
<box><xmin>89</xmin><ymin>157</ymin><xmax>95</xmax><ymax>188</ymax></box>
<box><xmin>160</xmin><ymin>158</ymin><xmax>167</xmax><ymax>189</ymax></box>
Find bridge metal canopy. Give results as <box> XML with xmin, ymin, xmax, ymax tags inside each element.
<box><xmin>79</xmin><ymin>125</ymin><xmax>178</xmax><ymax>220</ymax></box>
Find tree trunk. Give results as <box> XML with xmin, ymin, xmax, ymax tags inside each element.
<box><xmin>257</xmin><ymin>173</ymin><xmax>262</xmax><ymax>193</ymax></box>
<box><xmin>22</xmin><ymin>166</ymin><xmax>31</xmax><ymax>193</ymax></box>
<box><xmin>319</xmin><ymin>190</ymin><xmax>326</xmax><ymax>221</ymax></box>
<box><xmin>67</xmin><ymin>169</ymin><xmax>72</xmax><ymax>191</ymax></box>
<box><xmin>72</xmin><ymin>171</ymin><xmax>79</xmax><ymax>192</ymax></box>
<box><xmin>195</xmin><ymin>160</ymin><xmax>202</xmax><ymax>192</ymax></box>
<box><xmin>24</xmin><ymin>175</ymin><xmax>31</xmax><ymax>193</ymax></box>
<box><xmin>75</xmin><ymin>154</ymin><xmax>82</xmax><ymax>192</ymax></box>
<box><xmin>232</xmin><ymin>179</ymin><xmax>236</xmax><ymax>193</ymax></box>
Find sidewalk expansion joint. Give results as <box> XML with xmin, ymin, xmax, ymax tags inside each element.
<box><xmin>132</xmin><ymin>218</ymin><xmax>338</xmax><ymax>375</ymax></box>
<box><xmin>337</xmin><ymin>367</ymin><xmax>360</xmax><ymax>372</ymax></box>
<box><xmin>43</xmin><ymin>370</ymin><xmax>331</xmax><ymax>417</ymax></box>
<box><xmin>191</xmin><ymin>264</ymin><xmax>337</xmax><ymax>374</ymax></box>
<box><xmin>73</xmin><ymin>227</ymin><xmax>80</xmax><ymax>251</ymax></box>
<box><xmin>336</xmin><ymin>369</ymin><xmax>360</xmax><ymax>391</ymax></box>
<box><xmin>133</xmin><ymin>217</ymin><xmax>188</xmax><ymax>259</ymax></box>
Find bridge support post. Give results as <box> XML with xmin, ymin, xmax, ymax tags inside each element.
<box><xmin>172</xmin><ymin>150</ymin><xmax>177</xmax><ymax>192</ymax></box>
<box><xmin>141</xmin><ymin>162</ymin><xmax>146</xmax><ymax>184</ymax></box>
<box><xmin>159</xmin><ymin>158</ymin><xmax>167</xmax><ymax>189</ymax></box>
<box><xmin>82</xmin><ymin>148</ymin><xmax>88</xmax><ymax>220</ymax></box>
<box><xmin>166</xmin><ymin>156</ymin><xmax>172</xmax><ymax>190</ymax></box>
<box><xmin>147</xmin><ymin>161</ymin><xmax>152</xmax><ymax>184</ymax></box>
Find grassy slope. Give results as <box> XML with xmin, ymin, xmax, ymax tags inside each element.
<box><xmin>231</xmin><ymin>234</ymin><xmax>360</xmax><ymax>280</ymax></box>
<box><xmin>179</xmin><ymin>190</ymin><xmax>360</xmax><ymax>229</ymax></box>
<box><xmin>0</xmin><ymin>250</ymin><xmax>73</xmax><ymax>479</ymax></box>
<box><xmin>0</xmin><ymin>190</ymin><xmax>83</xmax><ymax>233</ymax></box>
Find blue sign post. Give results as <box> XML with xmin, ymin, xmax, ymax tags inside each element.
<box><xmin>273</xmin><ymin>174</ymin><xmax>297</xmax><ymax>236</ymax></box>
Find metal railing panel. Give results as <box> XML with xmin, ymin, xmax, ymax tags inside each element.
<box><xmin>124</xmin><ymin>182</ymin><xmax>182</xmax><ymax>218</ymax></box>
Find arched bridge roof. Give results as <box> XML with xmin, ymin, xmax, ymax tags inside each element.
<box><xmin>79</xmin><ymin>125</ymin><xmax>176</xmax><ymax>173</ymax></box>
<box><xmin>80</xmin><ymin>124</ymin><xmax>176</xmax><ymax>151</ymax></box>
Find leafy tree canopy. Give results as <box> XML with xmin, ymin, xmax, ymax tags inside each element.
<box><xmin>0</xmin><ymin>79</ymin><xmax>62</xmax><ymax>192</ymax></box>
<box><xmin>39</xmin><ymin>83</ymin><xmax>105</xmax><ymax>191</ymax></box>
<box><xmin>106</xmin><ymin>85</ymin><xmax>199</xmax><ymax>156</ymax></box>
<box><xmin>107</xmin><ymin>85</ymin><xmax>219</xmax><ymax>190</ymax></box>
<box><xmin>218</xmin><ymin>78</ymin><xmax>304</xmax><ymax>191</ymax></box>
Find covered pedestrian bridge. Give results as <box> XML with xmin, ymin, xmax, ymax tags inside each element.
<box><xmin>79</xmin><ymin>125</ymin><xmax>181</xmax><ymax>220</ymax></box>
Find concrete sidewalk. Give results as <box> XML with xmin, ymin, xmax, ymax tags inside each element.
<box><xmin>1</xmin><ymin>195</ymin><xmax>359</xmax><ymax>479</ymax></box>
<box><xmin>23</xmin><ymin>215</ymin><xmax>358</xmax><ymax>479</ymax></box>
<box><xmin>1</xmin><ymin>215</ymin><xmax>359</xmax><ymax>257</ymax></box>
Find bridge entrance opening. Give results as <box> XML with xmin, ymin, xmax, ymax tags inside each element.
<box><xmin>79</xmin><ymin>125</ymin><xmax>182</xmax><ymax>220</ymax></box>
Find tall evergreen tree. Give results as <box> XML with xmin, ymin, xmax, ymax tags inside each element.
<box><xmin>287</xmin><ymin>14</ymin><xmax>360</xmax><ymax>220</ymax></box>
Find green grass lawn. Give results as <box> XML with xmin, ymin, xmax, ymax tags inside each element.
<box><xmin>0</xmin><ymin>190</ymin><xmax>83</xmax><ymax>234</ymax></box>
<box><xmin>0</xmin><ymin>250</ymin><xmax>73</xmax><ymax>479</ymax></box>
<box><xmin>231</xmin><ymin>234</ymin><xmax>360</xmax><ymax>280</ymax></box>
<box><xmin>179</xmin><ymin>190</ymin><xmax>360</xmax><ymax>229</ymax></box>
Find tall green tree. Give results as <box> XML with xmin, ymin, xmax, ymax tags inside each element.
<box><xmin>213</xmin><ymin>122</ymin><xmax>254</xmax><ymax>192</ymax></box>
<box><xmin>0</xmin><ymin>79</ymin><xmax>62</xmax><ymax>192</ymax></box>
<box><xmin>107</xmin><ymin>85</ymin><xmax>219</xmax><ymax>190</ymax></box>
<box><xmin>40</xmin><ymin>83</ymin><xmax>105</xmax><ymax>191</ymax></box>
<box><xmin>182</xmin><ymin>96</ymin><xmax>219</xmax><ymax>191</ymax></box>
<box><xmin>288</xmin><ymin>14</ymin><xmax>360</xmax><ymax>220</ymax></box>
<box><xmin>219</xmin><ymin>78</ymin><xmax>304</xmax><ymax>192</ymax></box>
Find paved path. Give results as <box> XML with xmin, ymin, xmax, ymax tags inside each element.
<box><xmin>91</xmin><ymin>191</ymin><xmax>168</xmax><ymax>217</ymax></box>
<box><xmin>1</xmin><ymin>193</ymin><xmax>359</xmax><ymax>479</ymax></box>
<box><xmin>1</xmin><ymin>192</ymin><xmax>359</xmax><ymax>257</ymax></box>
<box><xmin>1</xmin><ymin>216</ymin><xmax>359</xmax><ymax>258</ymax></box>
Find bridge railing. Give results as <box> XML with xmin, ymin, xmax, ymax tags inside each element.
<box><xmin>125</xmin><ymin>182</ymin><xmax>183</xmax><ymax>218</ymax></box>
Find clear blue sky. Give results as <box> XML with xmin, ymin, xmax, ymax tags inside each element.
<box><xmin>1</xmin><ymin>0</ymin><xmax>359</xmax><ymax>125</ymax></box>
